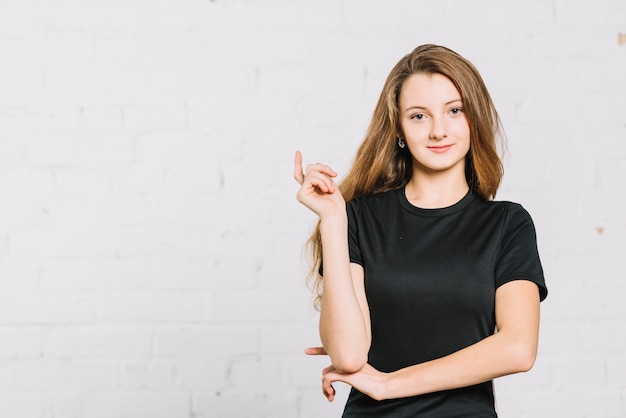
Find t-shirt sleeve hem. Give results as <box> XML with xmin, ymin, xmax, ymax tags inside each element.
<box><xmin>496</xmin><ymin>274</ymin><xmax>548</xmax><ymax>301</ymax></box>
<box><xmin>349</xmin><ymin>258</ymin><xmax>363</xmax><ymax>267</ymax></box>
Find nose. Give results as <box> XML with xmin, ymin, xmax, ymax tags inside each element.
<box><xmin>429</xmin><ymin>116</ymin><xmax>447</xmax><ymax>140</ymax></box>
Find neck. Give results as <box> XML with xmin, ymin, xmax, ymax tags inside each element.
<box><xmin>405</xmin><ymin>171</ymin><xmax>469</xmax><ymax>209</ymax></box>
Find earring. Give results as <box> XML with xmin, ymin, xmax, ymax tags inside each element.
<box><xmin>397</xmin><ymin>137</ymin><xmax>405</xmax><ymax>149</ymax></box>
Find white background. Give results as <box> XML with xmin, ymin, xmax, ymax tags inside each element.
<box><xmin>0</xmin><ymin>0</ymin><xmax>625</xmax><ymax>417</ymax></box>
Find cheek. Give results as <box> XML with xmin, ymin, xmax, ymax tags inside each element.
<box><xmin>454</xmin><ymin>121</ymin><xmax>471</xmax><ymax>144</ymax></box>
<box><xmin>401</xmin><ymin>123</ymin><xmax>428</xmax><ymax>139</ymax></box>
<box><xmin>399</xmin><ymin>119</ymin><xmax>413</xmax><ymax>135</ymax></box>
<box><xmin>461</xmin><ymin>135</ymin><xmax>471</xmax><ymax>154</ymax></box>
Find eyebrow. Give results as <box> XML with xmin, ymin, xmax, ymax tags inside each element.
<box><xmin>404</xmin><ymin>98</ymin><xmax>463</xmax><ymax>112</ymax></box>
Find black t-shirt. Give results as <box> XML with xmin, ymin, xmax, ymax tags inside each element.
<box><xmin>341</xmin><ymin>188</ymin><xmax>547</xmax><ymax>418</ymax></box>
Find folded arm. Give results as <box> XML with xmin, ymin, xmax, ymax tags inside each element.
<box><xmin>294</xmin><ymin>151</ymin><xmax>371</xmax><ymax>373</ymax></box>
<box><xmin>321</xmin><ymin>279</ymin><xmax>541</xmax><ymax>401</ymax></box>
<box><xmin>318</xmin><ymin>220</ymin><xmax>371</xmax><ymax>373</ymax></box>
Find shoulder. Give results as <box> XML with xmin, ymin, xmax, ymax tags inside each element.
<box><xmin>473</xmin><ymin>196</ymin><xmax>533</xmax><ymax>221</ymax></box>
<box><xmin>477</xmin><ymin>199</ymin><xmax>541</xmax><ymax>252</ymax></box>
<box><xmin>345</xmin><ymin>189</ymin><xmax>402</xmax><ymax>227</ymax></box>
<box><xmin>347</xmin><ymin>188</ymin><xmax>401</xmax><ymax>211</ymax></box>
<box><xmin>465</xmin><ymin>198</ymin><xmax>538</xmax><ymax>239</ymax></box>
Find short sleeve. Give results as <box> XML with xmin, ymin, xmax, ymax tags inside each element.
<box><xmin>495</xmin><ymin>204</ymin><xmax>548</xmax><ymax>301</ymax></box>
<box><xmin>346</xmin><ymin>199</ymin><xmax>364</xmax><ymax>267</ymax></box>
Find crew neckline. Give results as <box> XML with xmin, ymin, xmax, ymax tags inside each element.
<box><xmin>397</xmin><ymin>187</ymin><xmax>475</xmax><ymax>217</ymax></box>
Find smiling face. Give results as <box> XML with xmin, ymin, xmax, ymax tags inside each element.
<box><xmin>398</xmin><ymin>72</ymin><xmax>471</xmax><ymax>181</ymax></box>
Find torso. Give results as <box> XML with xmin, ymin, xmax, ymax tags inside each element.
<box><xmin>342</xmin><ymin>187</ymin><xmax>545</xmax><ymax>417</ymax></box>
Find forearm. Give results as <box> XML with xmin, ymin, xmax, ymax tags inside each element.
<box><xmin>318</xmin><ymin>215</ymin><xmax>370</xmax><ymax>373</ymax></box>
<box><xmin>381</xmin><ymin>281</ymin><xmax>541</xmax><ymax>399</ymax></box>
<box><xmin>383</xmin><ymin>329</ymin><xmax>537</xmax><ymax>400</ymax></box>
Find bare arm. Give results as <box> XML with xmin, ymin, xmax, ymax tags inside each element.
<box><xmin>321</xmin><ymin>279</ymin><xmax>541</xmax><ymax>401</ymax></box>
<box><xmin>319</xmin><ymin>257</ymin><xmax>371</xmax><ymax>373</ymax></box>
<box><xmin>294</xmin><ymin>151</ymin><xmax>371</xmax><ymax>373</ymax></box>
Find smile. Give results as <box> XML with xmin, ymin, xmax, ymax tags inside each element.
<box><xmin>428</xmin><ymin>144</ymin><xmax>453</xmax><ymax>153</ymax></box>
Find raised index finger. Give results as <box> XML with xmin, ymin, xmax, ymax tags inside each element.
<box><xmin>294</xmin><ymin>150</ymin><xmax>304</xmax><ymax>184</ymax></box>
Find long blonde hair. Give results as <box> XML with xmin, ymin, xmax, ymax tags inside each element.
<box><xmin>306</xmin><ymin>44</ymin><xmax>505</xmax><ymax>309</ymax></box>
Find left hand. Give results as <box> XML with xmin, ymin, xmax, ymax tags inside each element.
<box><xmin>305</xmin><ymin>347</ymin><xmax>389</xmax><ymax>402</ymax></box>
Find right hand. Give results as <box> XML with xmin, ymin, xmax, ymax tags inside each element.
<box><xmin>294</xmin><ymin>151</ymin><xmax>346</xmax><ymax>219</ymax></box>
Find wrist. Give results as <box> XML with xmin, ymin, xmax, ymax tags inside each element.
<box><xmin>379</xmin><ymin>371</ymin><xmax>394</xmax><ymax>401</ymax></box>
<box><xmin>319</xmin><ymin>211</ymin><xmax>347</xmax><ymax>230</ymax></box>
<box><xmin>382</xmin><ymin>369</ymin><xmax>410</xmax><ymax>400</ymax></box>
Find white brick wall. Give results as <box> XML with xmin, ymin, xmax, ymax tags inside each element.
<box><xmin>0</xmin><ymin>0</ymin><xmax>624</xmax><ymax>417</ymax></box>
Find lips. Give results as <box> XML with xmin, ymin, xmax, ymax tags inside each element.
<box><xmin>428</xmin><ymin>144</ymin><xmax>453</xmax><ymax>153</ymax></box>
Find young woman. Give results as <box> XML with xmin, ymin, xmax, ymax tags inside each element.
<box><xmin>294</xmin><ymin>44</ymin><xmax>548</xmax><ymax>417</ymax></box>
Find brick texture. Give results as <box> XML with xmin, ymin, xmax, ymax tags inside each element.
<box><xmin>0</xmin><ymin>0</ymin><xmax>625</xmax><ymax>416</ymax></box>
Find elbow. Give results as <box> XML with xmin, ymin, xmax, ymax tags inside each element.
<box><xmin>510</xmin><ymin>342</ymin><xmax>538</xmax><ymax>373</ymax></box>
<box><xmin>322</xmin><ymin>337</ymin><xmax>370</xmax><ymax>373</ymax></box>
<box><xmin>330</xmin><ymin>352</ymin><xmax>368</xmax><ymax>374</ymax></box>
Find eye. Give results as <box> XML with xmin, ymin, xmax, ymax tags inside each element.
<box><xmin>411</xmin><ymin>113</ymin><xmax>425</xmax><ymax>120</ymax></box>
<box><xmin>450</xmin><ymin>107</ymin><xmax>463</xmax><ymax>115</ymax></box>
